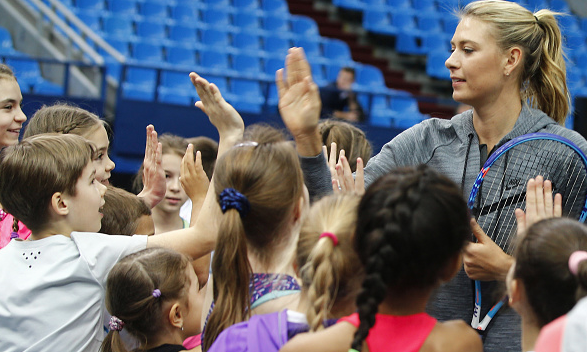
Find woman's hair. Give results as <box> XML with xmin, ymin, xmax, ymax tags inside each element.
<box><xmin>513</xmin><ymin>218</ymin><xmax>587</xmax><ymax>327</ymax></box>
<box><xmin>132</xmin><ymin>133</ymin><xmax>190</xmax><ymax>193</ymax></box>
<box><xmin>0</xmin><ymin>64</ymin><xmax>16</xmax><ymax>80</ymax></box>
<box><xmin>350</xmin><ymin>165</ymin><xmax>471</xmax><ymax>351</ymax></box>
<box><xmin>296</xmin><ymin>193</ymin><xmax>362</xmax><ymax>332</ymax></box>
<box><xmin>460</xmin><ymin>0</ymin><xmax>569</xmax><ymax>124</ymax></box>
<box><xmin>100</xmin><ymin>247</ymin><xmax>192</xmax><ymax>352</ymax></box>
<box><xmin>202</xmin><ymin>125</ymin><xmax>304</xmax><ymax>351</ymax></box>
<box><xmin>187</xmin><ymin>136</ymin><xmax>218</xmax><ymax>181</ymax></box>
<box><xmin>100</xmin><ymin>185</ymin><xmax>151</xmax><ymax>236</ymax></box>
<box><xmin>23</xmin><ymin>103</ymin><xmax>104</xmax><ymax>139</ymax></box>
<box><xmin>319</xmin><ymin>119</ymin><xmax>372</xmax><ymax>173</ymax></box>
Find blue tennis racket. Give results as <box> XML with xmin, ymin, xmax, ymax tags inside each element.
<box><xmin>468</xmin><ymin>132</ymin><xmax>587</xmax><ymax>331</ymax></box>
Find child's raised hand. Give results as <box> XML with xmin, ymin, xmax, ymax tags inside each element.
<box><xmin>180</xmin><ymin>145</ymin><xmax>210</xmax><ymax>202</ymax></box>
<box><xmin>322</xmin><ymin>142</ymin><xmax>338</xmax><ymax>179</ymax></box>
<box><xmin>276</xmin><ymin>47</ymin><xmax>322</xmax><ymax>156</ymax></box>
<box><xmin>332</xmin><ymin>150</ymin><xmax>365</xmax><ymax>196</ymax></box>
<box><xmin>137</xmin><ymin>125</ymin><xmax>166</xmax><ymax>208</ymax></box>
<box><xmin>515</xmin><ymin>176</ymin><xmax>562</xmax><ymax>236</ymax></box>
<box><xmin>189</xmin><ymin>72</ymin><xmax>244</xmax><ymax>143</ymax></box>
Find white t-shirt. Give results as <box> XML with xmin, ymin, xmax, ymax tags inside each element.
<box><xmin>0</xmin><ymin>232</ymin><xmax>148</xmax><ymax>352</ymax></box>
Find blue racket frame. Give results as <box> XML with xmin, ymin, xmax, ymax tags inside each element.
<box><xmin>468</xmin><ymin>132</ymin><xmax>587</xmax><ymax>331</ymax></box>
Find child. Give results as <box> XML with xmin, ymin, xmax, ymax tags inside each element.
<box><xmin>207</xmin><ymin>194</ymin><xmax>362</xmax><ymax>352</ymax></box>
<box><xmin>0</xmin><ymin>63</ymin><xmax>30</xmax><ymax>248</ymax></box>
<box><xmin>201</xmin><ymin>124</ymin><xmax>308</xmax><ymax>351</ymax></box>
<box><xmin>281</xmin><ymin>165</ymin><xmax>482</xmax><ymax>352</ymax></box>
<box><xmin>0</xmin><ymin>71</ymin><xmax>245</xmax><ymax>351</ymax></box>
<box><xmin>134</xmin><ymin>134</ymin><xmax>195</xmax><ymax>234</ymax></box>
<box><xmin>319</xmin><ymin>119</ymin><xmax>372</xmax><ymax>173</ymax></box>
<box><xmin>100</xmin><ymin>185</ymin><xmax>154</xmax><ymax>236</ymax></box>
<box><xmin>22</xmin><ymin>103</ymin><xmax>165</xmax><ymax>209</ymax></box>
<box><xmin>101</xmin><ymin>247</ymin><xmax>205</xmax><ymax>352</ymax></box>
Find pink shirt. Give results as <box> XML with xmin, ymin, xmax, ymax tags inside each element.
<box><xmin>340</xmin><ymin>312</ymin><xmax>437</xmax><ymax>352</ymax></box>
<box><xmin>0</xmin><ymin>211</ymin><xmax>31</xmax><ymax>249</ymax></box>
<box><xmin>535</xmin><ymin>315</ymin><xmax>565</xmax><ymax>352</ymax></box>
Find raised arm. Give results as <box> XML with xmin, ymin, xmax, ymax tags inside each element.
<box><xmin>148</xmin><ymin>72</ymin><xmax>244</xmax><ymax>260</ymax></box>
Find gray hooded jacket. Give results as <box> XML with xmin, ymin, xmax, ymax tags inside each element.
<box><xmin>300</xmin><ymin>105</ymin><xmax>587</xmax><ymax>352</ymax></box>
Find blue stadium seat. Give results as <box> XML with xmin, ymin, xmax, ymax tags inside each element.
<box><xmin>325</xmin><ymin>63</ymin><xmax>342</xmax><ymax>82</ymax></box>
<box><xmin>166</xmin><ymin>46</ymin><xmax>198</xmax><ymax>67</ymax></box>
<box><xmin>203</xmin><ymin>0</ymin><xmax>231</xmax><ymax>8</ymax></box>
<box><xmin>107</xmin><ymin>0</ymin><xmax>138</xmax><ymax>17</ymax></box>
<box><xmin>549</xmin><ymin>0</ymin><xmax>570</xmax><ymax>13</ymax></box>
<box><xmin>157</xmin><ymin>70</ymin><xmax>193</xmax><ymax>105</ymax></box>
<box><xmin>323</xmin><ymin>38</ymin><xmax>352</xmax><ymax>64</ymax></box>
<box><xmin>131</xmin><ymin>42</ymin><xmax>164</xmax><ymax>63</ymax></box>
<box><xmin>263</xmin><ymin>35</ymin><xmax>291</xmax><ymax>58</ymax></box>
<box><xmin>230</xmin><ymin>79</ymin><xmax>265</xmax><ymax>113</ymax></box>
<box><xmin>264</xmin><ymin>57</ymin><xmax>284</xmax><ymax>78</ymax></box>
<box><xmin>310</xmin><ymin>63</ymin><xmax>327</xmax><ymax>86</ymax></box>
<box><xmin>170</xmin><ymin>5</ymin><xmax>200</xmax><ymax>25</ymax></box>
<box><xmin>261</xmin><ymin>0</ymin><xmax>289</xmax><ymax>15</ymax></box>
<box><xmin>202</xmin><ymin>8</ymin><xmax>232</xmax><ymax>29</ymax></box>
<box><xmin>234</xmin><ymin>12</ymin><xmax>262</xmax><ymax>32</ymax></box>
<box><xmin>168</xmin><ymin>25</ymin><xmax>200</xmax><ymax>48</ymax></box>
<box><xmin>332</xmin><ymin>0</ymin><xmax>366</xmax><ymax>12</ymax></box>
<box><xmin>416</xmin><ymin>12</ymin><xmax>442</xmax><ymax>34</ymax></box>
<box><xmin>396</xmin><ymin>31</ymin><xmax>449</xmax><ymax>55</ymax></box>
<box><xmin>385</xmin><ymin>0</ymin><xmax>411</xmax><ymax>9</ymax></box>
<box><xmin>201</xmin><ymin>28</ymin><xmax>232</xmax><ymax>52</ymax></box>
<box><xmin>33</xmin><ymin>80</ymin><xmax>65</xmax><ymax>96</ymax></box>
<box><xmin>234</xmin><ymin>0</ymin><xmax>260</xmax><ymax>11</ymax></box>
<box><xmin>363</xmin><ymin>11</ymin><xmax>397</xmax><ymax>36</ymax></box>
<box><xmin>442</xmin><ymin>17</ymin><xmax>459</xmax><ymax>36</ymax></box>
<box><xmin>355</xmin><ymin>65</ymin><xmax>387</xmax><ymax>93</ymax></box>
<box><xmin>558</xmin><ymin>15</ymin><xmax>580</xmax><ymax>35</ymax></box>
<box><xmin>0</xmin><ymin>28</ymin><xmax>18</xmax><ymax>56</ymax></box>
<box><xmin>263</xmin><ymin>16</ymin><xmax>290</xmax><ymax>34</ymax></box>
<box><xmin>199</xmin><ymin>49</ymin><xmax>231</xmax><ymax>74</ymax></box>
<box><xmin>136</xmin><ymin>21</ymin><xmax>167</xmax><ymax>40</ymax></box>
<box><xmin>76</xmin><ymin>12</ymin><xmax>102</xmax><ymax>33</ymax></box>
<box><xmin>290</xmin><ymin>16</ymin><xmax>319</xmax><ymax>38</ymax></box>
<box><xmin>525</xmin><ymin>0</ymin><xmax>548</xmax><ymax>11</ymax></box>
<box><xmin>122</xmin><ymin>67</ymin><xmax>157</xmax><ymax>101</ymax></box>
<box><xmin>100</xmin><ymin>38</ymin><xmax>130</xmax><ymax>80</ymax></box>
<box><xmin>233</xmin><ymin>32</ymin><xmax>262</xmax><ymax>54</ymax></box>
<box><xmin>103</xmin><ymin>16</ymin><xmax>135</xmax><ymax>40</ymax></box>
<box><xmin>426</xmin><ymin>50</ymin><xmax>450</xmax><ymax>80</ymax></box>
<box><xmin>565</xmin><ymin>32</ymin><xmax>586</xmax><ymax>53</ymax></box>
<box><xmin>388</xmin><ymin>96</ymin><xmax>427</xmax><ymax>129</ymax></box>
<box><xmin>266</xmin><ymin>82</ymin><xmax>279</xmax><ymax>110</ymax></box>
<box><xmin>75</xmin><ymin>0</ymin><xmax>106</xmax><ymax>12</ymax></box>
<box><xmin>412</xmin><ymin>0</ymin><xmax>436</xmax><ymax>12</ymax></box>
<box><xmin>139</xmin><ymin>2</ymin><xmax>168</xmax><ymax>20</ymax></box>
<box><xmin>5</xmin><ymin>58</ymin><xmax>44</xmax><ymax>92</ymax></box>
<box><xmin>233</xmin><ymin>54</ymin><xmax>263</xmax><ymax>78</ymax></box>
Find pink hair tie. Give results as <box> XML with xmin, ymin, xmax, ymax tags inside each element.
<box><xmin>568</xmin><ymin>251</ymin><xmax>587</xmax><ymax>275</ymax></box>
<box><xmin>320</xmin><ymin>232</ymin><xmax>338</xmax><ymax>247</ymax></box>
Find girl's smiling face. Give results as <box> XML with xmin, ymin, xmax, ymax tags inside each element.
<box><xmin>83</xmin><ymin>124</ymin><xmax>116</xmax><ymax>185</ymax></box>
<box><xmin>0</xmin><ymin>78</ymin><xmax>26</xmax><ymax>147</ymax></box>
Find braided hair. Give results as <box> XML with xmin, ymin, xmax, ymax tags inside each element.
<box><xmin>350</xmin><ymin>165</ymin><xmax>470</xmax><ymax>351</ymax></box>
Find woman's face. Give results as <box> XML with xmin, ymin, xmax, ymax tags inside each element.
<box><xmin>445</xmin><ymin>17</ymin><xmax>509</xmax><ymax>108</ymax></box>
<box><xmin>0</xmin><ymin>78</ymin><xmax>26</xmax><ymax>147</ymax></box>
<box><xmin>83</xmin><ymin>124</ymin><xmax>116</xmax><ymax>185</ymax></box>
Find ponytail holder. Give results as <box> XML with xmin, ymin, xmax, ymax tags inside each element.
<box><xmin>320</xmin><ymin>232</ymin><xmax>339</xmax><ymax>247</ymax></box>
<box><xmin>152</xmin><ymin>289</ymin><xmax>161</xmax><ymax>298</ymax></box>
<box><xmin>219</xmin><ymin>188</ymin><xmax>251</xmax><ymax>218</ymax></box>
<box><xmin>569</xmin><ymin>251</ymin><xmax>587</xmax><ymax>275</ymax></box>
<box><xmin>10</xmin><ymin>232</ymin><xmax>18</xmax><ymax>240</ymax></box>
<box><xmin>109</xmin><ymin>316</ymin><xmax>125</xmax><ymax>332</ymax></box>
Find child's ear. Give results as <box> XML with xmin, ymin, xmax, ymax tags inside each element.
<box><xmin>51</xmin><ymin>192</ymin><xmax>69</xmax><ymax>216</ymax></box>
<box><xmin>168</xmin><ymin>302</ymin><xmax>184</xmax><ymax>330</ymax></box>
<box><xmin>508</xmin><ymin>278</ymin><xmax>524</xmax><ymax>309</ymax></box>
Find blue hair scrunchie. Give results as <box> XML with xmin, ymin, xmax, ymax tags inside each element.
<box><xmin>219</xmin><ymin>188</ymin><xmax>251</xmax><ymax>218</ymax></box>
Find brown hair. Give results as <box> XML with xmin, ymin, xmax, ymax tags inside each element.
<box><xmin>187</xmin><ymin>136</ymin><xmax>218</xmax><ymax>181</ymax></box>
<box><xmin>100</xmin><ymin>248</ymin><xmax>192</xmax><ymax>352</ymax></box>
<box><xmin>23</xmin><ymin>103</ymin><xmax>105</xmax><ymax>138</ymax></box>
<box><xmin>202</xmin><ymin>125</ymin><xmax>304</xmax><ymax>350</ymax></box>
<box><xmin>100</xmin><ymin>185</ymin><xmax>152</xmax><ymax>236</ymax></box>
<box><xmin>297</xmin><ymin>193</ymin><xmax>362</xmax><ymax>332</ymax></box>
<box><xmin>319</xmin><ymin>119</ymin><xmax>372</xmax><ymax>172</ymax></box>
<box><xmin>132</xmin><ymin>133</ymin><xmax>192</xmax><ymax>193</ymax></box>
<box><xmin>0</xmin><ymin>134</ymin><xmax>95</xmax><ymax>232</ymax></box>
<box><xmin>0</xmin><ymin>64</ymin><xmax>16</xmax><ymax>80</ymax></box>
<box><xmin>513</xmin><ymin>218</ymin><xmax>587</xmax><ymax>327</ymax></box>
<box><xmin>460</xmin><ymin>0</ymin><xmax>569</xmax><ymax>123</ymax></box>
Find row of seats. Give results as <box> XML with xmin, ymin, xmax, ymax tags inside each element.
<box><xmin>0</xmin><ymin>28</ymin><xmax>64</xmax><ymax>95</ymax></box>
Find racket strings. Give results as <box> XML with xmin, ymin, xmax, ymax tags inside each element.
<box><xmin>476</xmin><ymin>140</ymin><xmax>587</xmax><ymax>253</ymax></box>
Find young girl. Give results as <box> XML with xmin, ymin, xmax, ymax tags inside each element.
<box><xmin>281</xmin><ymin>165</ymin><xmax>482</xmax><ymax>352</ymax></box>
<box><xmin>0</xmin><ymin>63</ymin><xmax>30</xmax><ymax>248</ymax></box>
<box><xmin>134</xmin><ymin>134</ymin><xmax>196</xmax><ymax>234</ymax></box>
<box><xmin>101</xmin><ymin>247</ymin><xmax>205</xmax><ymax>352</ymax></box>
<box><xmin>507</xmin><ymin>217</ymin><xmax>587</xmax><ymax>352</ymax></box>
<box><xmin>22</xmin><ymin>103</ymin><xmax>165</xmax><ymax>209</ymax></box>
<box><xmin>100</xmin><ymin>185</ymin><xmax>155</xmax><ymax>237</ymax></box>
<box><xmin>201</xmin><ymin>124</ymin><xmax>309</xmax><ymax>351</ymax></box>
<box><xmin>207</xmin><ymin>194</ymin><xmax>362</xmax><ymax>351</ymax></box>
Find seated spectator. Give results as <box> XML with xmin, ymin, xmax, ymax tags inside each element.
<box><xmin>320</xmin><ymin>67</ymin><xmax>364</xmax><ymax>123</ymax></box>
